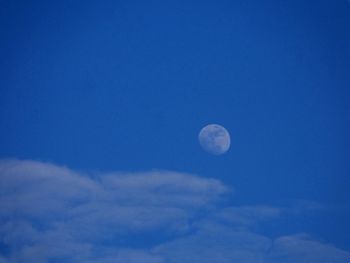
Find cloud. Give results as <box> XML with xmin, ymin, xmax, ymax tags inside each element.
<box><xmin>154</xmin><ymin>222</ymin><xmax>271</xmax><ymax>263</ymax></box>
<box><xmin>267</xmin><ymin>234</ymin><xmax>350</xmax><ymax>263</ymax></box>
<box><xmin>154</xmin><ymin>224</ymin><xmax>350</xmax><ymax>263</ymax></box>
<box><xmin>0</xmin><ymin>159</ymin><xmax>226</xmax><ymax>262</ymax></box>
<box><xmin>0</xmin><ymin>159</ymin><xmax>349</xmax><ymax>262</ymax></box>
<box><xmin>211</xmin><ymin>205</ymin><xmax>281</xmax><ymax>227</ymax></box>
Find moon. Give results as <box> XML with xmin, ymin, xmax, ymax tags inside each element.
<box><xmin>198</xmin><ymin>124</ymin><xmax>231</xmax><ymax>155</ymax></box>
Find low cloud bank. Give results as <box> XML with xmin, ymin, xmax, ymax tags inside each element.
<box><xmin>0</xmin><ymin>159</ymin><xmax>349</xmax><ymax>262</ymax></box>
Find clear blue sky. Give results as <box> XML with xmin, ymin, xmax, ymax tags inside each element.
<box><xmin>1</xmin><ymin>0</ymin><xmax>350</xmax><ymax>262</ymax></box>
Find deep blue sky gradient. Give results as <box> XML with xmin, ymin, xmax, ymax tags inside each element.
<box><xmin>1</xmin><ymin>0</ymin><xmax>350</xmax><ymax>256</ymax></box>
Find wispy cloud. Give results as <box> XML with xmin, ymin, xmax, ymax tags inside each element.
<box><xmin>0</xmin><ymin>159</ymin><xmax>349</xmax><ymax>262</ymax></box>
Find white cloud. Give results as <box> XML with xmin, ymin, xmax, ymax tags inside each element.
<box><xmin>154</xmin><ymin>223</ymin><xmax>350</xmax><ymax>263</ymax></box>
<box><xmin>0</xmin><ymin>159</ymin><xmax>349</xmax><ymax>263</ymax></box>
<box><xmin>154</xmin><ymin>222</ymin><xmax>270</xmax><ymax>263</ymax></box>
<box><xmin>0</xmin><ymin>159</ymin><xmax>226</xmax><ymax>262</ymax></box>
<box><xmin>268</xmin><ymin>234</ymin><xmax>350</xmax><ymax>263</ymax></box>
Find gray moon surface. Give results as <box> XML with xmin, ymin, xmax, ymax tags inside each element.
<box><xmin>198</xmin><ymin>124</ymin><xmax>231</xmax><ymax>155</ymax></box>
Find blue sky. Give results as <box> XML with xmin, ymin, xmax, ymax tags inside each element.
<box><xmin>1</xmin><ymin>0</ymin><xmax>350</xmax><ymax>262</ymax></box>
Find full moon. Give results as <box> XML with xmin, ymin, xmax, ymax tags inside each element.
<box><xmin>198</xmin><ymin>124</ymin><xmax>231</xmax><ymax>155</ymax></box>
